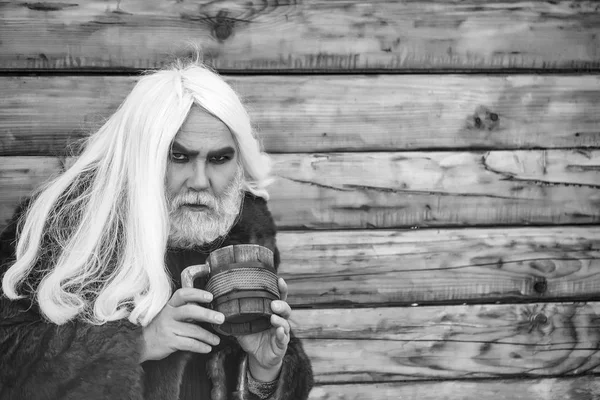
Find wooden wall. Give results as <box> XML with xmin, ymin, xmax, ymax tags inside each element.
<box><xmin>1</xmin><ymin>1</ymin><xmax>600</xmax><ymax>398</ymax></box>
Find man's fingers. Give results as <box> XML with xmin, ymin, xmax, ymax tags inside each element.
<box><xmin>175</xmin><ymin>322</ymin><xmax>221</xmax><ymax>347</ymax></box>
<box><xmin>168</xmin><ymin>288</ymin><xmax>213</xmax><ymax>307</ymax></box>
<box><xmin>175</xmin><ymin>303</ymin><xmax>225</xmax><ymax>325</ymax></box>
<box><xmin>175</xmin><ymin>336</ymin><xmax>214</xmax><ymax>354</ymax></box>
<box><xmin>271</xmin><ymin>300</ymin><xmax>292</xmax><ymax>319</ymax></box>
<box><xmin>278</xmin><ymin>278</ymin><xmax>288</xmax><ymax>302</ymax></box>
<box><xmin>270</xmin><ymin>314</ymin><xmax>291</xmax><ymax>336</ymax></box>
<box><xmin>274</xmin><ymin>326</ymin><xmax>290</xmax><ymax>350</ymax></box>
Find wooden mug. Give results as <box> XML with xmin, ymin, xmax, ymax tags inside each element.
<box><xmin>181</xmin><ymin>244</ymin><xmax>280</xmax><ymax>336</ymax></box>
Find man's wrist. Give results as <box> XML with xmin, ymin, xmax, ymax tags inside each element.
<box><xmin>248</xmin><ymin>356</ymin><xmax>283</xmax><ymax>382</ymax></box>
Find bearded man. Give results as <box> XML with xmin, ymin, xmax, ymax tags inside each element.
<box><xmin>0</xmin><ymin>61</ymin><xmax>314</xmax><ymax>400</ymax></box>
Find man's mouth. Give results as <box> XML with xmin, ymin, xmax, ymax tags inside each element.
<box><xmin>182</xmin><ymin>203</ymin><xmax>209</xmax><ymax>211</ymax></box>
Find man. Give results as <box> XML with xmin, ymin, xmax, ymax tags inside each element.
<box><xmin>0</xmin><ymin>60</ymin><xmax>313</xmax><ymax>399</ymax></box>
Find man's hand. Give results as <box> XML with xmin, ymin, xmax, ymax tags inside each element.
<box><xmin>237</xmin><ymin>278</ymin><xmax>292</xmax><ymax>381</ymax></box>
<box><xmin>140</xmin><ymin>288</ymin><xmax>225</xmax><ymax>363</ymax></box>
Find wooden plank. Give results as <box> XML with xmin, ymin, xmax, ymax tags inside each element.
<box><xmin>270</xmin><ymin>150</ymin><xmax>600</xmax><ymax>229</ymax></box>
<box><xmin>0</xmin><ymin>157</ymin><xmax>65</xmax><ymax>236</ymax></box>
<box><xmin>1</xmin><ymin>176</ymin><xmax>599</xmax><ymax>307</ymax></box>
<box><xmin>2</xmin><ymin>74</ymin><xmax>600</xmax><ymax>155</ymax></box>
<box><xmin>308</xmin><ymin>377</ymin><xmax>600</xmax><ymax>400</ymax></box>
<box><xmin>1</xmin><ymin>150</ymin><xmax>599</xmax><ymax>230</ymax></box>
<box><xmin>290</xmin><ymin>303</ymin><xmax>600</xmax><ymax>383</ymax></box>
<box><xmin>1</xmin><ymin>0</ymin><xmax>599</xmax><ymax>71</ymax></box>
<box><xmin>277</xmin><ymin>227</ymin><xmax>600</xmax><ymax>307</ymax></box>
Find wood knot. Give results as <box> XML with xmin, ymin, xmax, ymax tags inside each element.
<box><xmin>533</xmin><ymin>277</ymin><xmax>548</xmax><ymax>294</ymax></box>
<box><xmin>533</xmin><ymin>313</ymin><xmax>547</xmax><ymax>325</ymax></box>
<box><xmin>527</xmin><ymin>312</ymin><xmax>550</xmax><ymax>334</ymax></box>
<box><xmin>213</xmin><ymin>10</ymin><xmax>234</xmax><ymax>41</ymax></box>
<box><xmin>467</xmin><ymin>106</ymin><xmax>500</xmax><ymax>131</ymax></box>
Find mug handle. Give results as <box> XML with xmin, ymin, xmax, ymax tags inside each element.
<box><xmin>181</xmin><ymin>264</ymin><xmax>211</xmax><ymax>288</ymax></box>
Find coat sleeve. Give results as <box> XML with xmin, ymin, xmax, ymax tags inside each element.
<box><xmin>214</xmin><ymin>333</ymin><xmax>314</xmax><ymax>400</ymax></box>
<box><xmin>266</xmin><ymin>332</ymin><xmax>314</xmax><ymax>400</ymax></box>
<box><xmin>0</xmin><ymin>201</ymin><xmax>146</xmax><ymax>400</ymax></box>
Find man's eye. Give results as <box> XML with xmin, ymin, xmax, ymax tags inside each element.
<box><xmin>171</xmin><ymin>153</ymin><xmax>188</xmax><ymax>162</ymax></box>
<box><xmin>209</xmin><ymin>155</ymin><xmax>230</xmax><ymax>164</ymax></box>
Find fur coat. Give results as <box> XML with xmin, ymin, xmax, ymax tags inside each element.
<box><xmin>0</xmin><ymin>193</ymin><xmax>314</xmax><ymax>400</ymax></box>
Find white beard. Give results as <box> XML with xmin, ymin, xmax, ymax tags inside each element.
<box><xmin>167</xmin><ymin>168</ymin><xmax>244</xmax><ymax>249</ymax></box>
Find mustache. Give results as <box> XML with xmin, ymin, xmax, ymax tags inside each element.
<box><xmin>170</xmin><ymin>192</ymin><xmax>217</xmax><ymax>209</ymax></box>
<box><xmin>169</xmin><ymin>167</ymin><xmax>244</xmax><ymax>211</ymax></box>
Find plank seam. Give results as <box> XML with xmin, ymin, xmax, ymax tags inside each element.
<box><xmin>310</xmin><ymin>372</ymin><xmax>600</xmax><ymax>386</ymax></box>
<box><xmin>290</xmin><ymin>297</ymin><xmax>600</xmax><ymax>310</ymax></box>
<box><xmin>300</xmin><ymin>338</ymin><xmax>600</xmax><ymax>349</ymax></box>
<box><xmin>3</xmin><ymin>146</ymin><xmax>600</xmax><ymax>157</ymax></box>
<box><xmin>277</xmin><ymin>223</ymin><xmax>600</xmax><ymax>232</ymax></box>
<box><xmin>1</xmin><ymin>69</ymin><xmax>600</xmax><ymax>76</ymax></box>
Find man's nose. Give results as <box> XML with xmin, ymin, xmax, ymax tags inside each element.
<box><xmin>187</xmin><ymin>162</ymin><xmax>210</xmax><ymax>191</ymax></box>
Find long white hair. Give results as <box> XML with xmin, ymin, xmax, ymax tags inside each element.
<box><xmin>2</xmin><ymin>60</ymin><xmax>273</xmax><ymax>326</ymax></box>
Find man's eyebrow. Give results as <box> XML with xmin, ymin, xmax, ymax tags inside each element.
<box><xmin>207</xmin><ymin>146</ymin><xmax>236</xmax><ymax>158</ymax></box>
<box><xmin>171</xmin><ymin>141</ymin><xmax>197</xmax><ymax>156</ymax></box>
<box><xmin>171</xmin><ymin>142</ymin><xmax>235</xmax><ymax>158</ymax></box>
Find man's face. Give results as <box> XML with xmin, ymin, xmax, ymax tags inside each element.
<box><xmin>166</xmin><ymin>107</ymin><xmax>244</xmax><ymax>248</ymax></box>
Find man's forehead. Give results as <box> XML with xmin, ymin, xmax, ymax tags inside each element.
<box><xmin>173</xmin><ymin>107</ymin><xmax>235</xmax><ymax>152</ymax></box>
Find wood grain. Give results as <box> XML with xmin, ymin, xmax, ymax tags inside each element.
<box><xmin>2</xmin><ymin>74</ymin><xmax>600</xmax><ymax>155</ymax></box>
<box><xmin>1</xmin><ymin>0</ymin><xmax>599</xmax><ymax>71</ymax></box>
<box><xmin>308</xmin><ymin>376</ymin><xmax>600</xmax><ymax>400</ymax></box>
<box><xmin>291</xmin><ymin>303</ymin><xmax>600</xmax><ymax>383</ymax></box>
<box><xmin>1</xmin><ymin>150</ymin><xmax>599</xmax><ymax>230</ymax></box>
<box><xmin>277</xmin><ymin>227</ymin><xmax>600</xmax><ymax>307</ymax></box>
<box><xmin>270</xmin><ymin>150</ymin><xmax>600</xmax><ymax>229</ymax></box>
<box><xmin>0</xmin><ymin>157</ymin><xmax>65</xmax><ymax>233</ymax></box>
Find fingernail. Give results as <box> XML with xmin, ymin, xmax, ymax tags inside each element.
<box><xmin>205</xmin><ymin>293</ymin><xmax>213</xmax><ymax>301</ymax></box>
<box><xmin>215</xmin><ymin>313</ymin><xmax>224</xmax><ymax>323</ymax></box>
